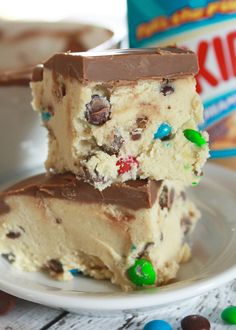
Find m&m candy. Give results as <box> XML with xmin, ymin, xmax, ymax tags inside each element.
<box><xmin>143</xmin><ymin>320</ymin><xmax>172</xmax><ymax>330</ymax></box>
<box><xmin>127</xmin><ymin>258</ymin><xmax>156</xmax><ymax>286</ymax></box>
<box><xmin>41</xmin><ymin>111</ymin><xmax>52</xmax><ymax>122</ymax></box>
<box><xmin>221</xmin><ymin>306</ymin><xmax>236</xmax><ymax>324</ymax></box>
<box><xmin>181</xmin><ymin>314</ymin><xmax>210</xmax><ymax>330</ymax></box>
<box><xmin>154</xmin><ymin>123</ymin><xmax>172</xmax><ymax>140</ymax></box>
<box><xmin>183</xmin><ymin>129</ymin><xmax>206</xmax><ymax>147</ymax></box>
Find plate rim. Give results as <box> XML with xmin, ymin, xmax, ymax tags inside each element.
<box><xmin>0</xmin><ymin>163</ymin><xmax>236</xmax><ymax>312</ymax></box>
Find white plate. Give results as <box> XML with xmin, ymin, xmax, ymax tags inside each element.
<box><xmin>0</xmin><ymin>163</ymin><xmax>236</xmax><ymax>315</ymax></box>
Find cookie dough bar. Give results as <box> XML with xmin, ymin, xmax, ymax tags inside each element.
<box><xmin>0</xmin><ymin>173</ymin><xmax>199</xmax><ymax>291</ymax></box>
<box><xmin>31</xmin><ymin>47</ymin><xmax>209</xmax><ymax>190</ymax></box>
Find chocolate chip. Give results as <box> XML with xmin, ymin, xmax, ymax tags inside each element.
<box><xmin>194</xmin><ymin>169</ymin><xmax>203</xmax><ymax>177</ymax></box>
<box><xmin>159</xmin><ymin>186</ymin><xmax>175</xmax><ymax>210</ymax></box>
<box><xmin>159</xmin><ymin>186</ymin><xmax>168</xmax><ymax>209</ymax></box>
<box><xmin>169</xmin><ymin>188</ymin><xmax>175</xmax><ymax>207</ymax></box>
<box><xmin>85</xmin><ymin>94</ymin><xmax>111</xmax><ymax>125</ymax></box>
<box><xmin>136</xmin><ymin>116</ymin><xmax>148</xmax><ymax>129</ymax></box>
<box><xmin>160</xmin><ymin>133</ymin><xmax>176</xmax><ymax>141</ymax></box>
<box><xmin>101</xmin><ymin>134</ymin><xmax>124</xmax><ymax>155</ymax></box>
<box><xmin>160</xmin><ymin>232</ymin><xmax>164</xmax><ymax>241</ymax></box>
<box><xmin>45</xmin><ymin>259</ymin><xmax>63</xmax><ymax>274</ymax></box>
<box><xmin>61</xmin><ymin>83</ymin><xmax>66</xmax><ymax>97</ymax></box>
<box><xmin>0</xmin><ymin>292</ymin><xmax>16</xmax><ymax>315</ymax></box>
<box><xmin>160</xmin><ymin>80</ymin><xmax>174</xmax><ymax>96</ymax></box>
<box><xmin>2</xmin><ymin>253</ymin><xmax>15</xmax><ymax>263</ymax></box>
<box><xmin>130</xmin><ymin>128</ymin><xmax>142</xmax><ymax>141</ymax></box>
<box><xmin>181</xmin><ymin>314</ymin><xmax>211</xmax><ymax>330</ymax></box>
<box><xmin>6</xmin><ymin>231</ymin><xmax>21</xmax><ymax>239</ymax></box>
<box><xmin>83</xmin><ymin>165</ymin><xmax>107</xmax><ymax>186</ymax></box>
<box><xmin>180</xmin><ymin>191</ymin><xmax>186</xmax><ymax>200</ymax></box>
<box><xmin>181</xmin><ymin>217</ymin><xmax>192</xmax><ymax>235</ymax></box>
<box><xmin>130</xmin><ymin>116</ymin><xmax>148</xmax><ymax>141</ymax></box>
<box><xmin>55</xmin><ymin>218</ymin><xmax>62</xmax><ymax>224</ymax></box>
<box><xmin>137</xmin><ymin>242</ymin><xmax>154</xmax><ymax>258</ymax></box>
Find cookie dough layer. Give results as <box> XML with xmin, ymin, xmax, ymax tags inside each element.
<box><xmin>31</xmin><ymin>48</ymin><xmax>209</xmax><ymax>190</ymax></box>
<box><xmin>0</xmin><ymin>173</ymin><xmax>199</xmax><ymax>291</ymax></box>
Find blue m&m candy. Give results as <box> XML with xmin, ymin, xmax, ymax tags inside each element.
<box><xmin>143</xmin><ymin>320</ymin><xmax>172</xmax><ymax>330</ymax></box>
<box><xmin>41</xmin><ymin>111</ymin><xmax>52</xmax><ymax>122</ymax></box>
<box><xmin>69</xmin><ymin>268</ymin><xmax>81</xmax><ymax>276</ymax></box>
<box><xmin>154</xmin><ymin>123</ymin><xmax>172</xmax><ymax>140</ymax></box>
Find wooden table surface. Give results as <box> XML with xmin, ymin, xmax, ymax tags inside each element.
<box><xmin>1</xmin><ymin>160</ymin><xmax>236</xmax><ymax>330</ymax></box>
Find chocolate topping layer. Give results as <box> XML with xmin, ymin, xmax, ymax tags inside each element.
<box><xmin>0</xmin><ymin>173</ymin><xmax>162</xmax><ymax>211</ymax></box>
<box><xmin>32</xmin><ymin>64</ymin><xmax>44</xmax><ymax>82</ymax></box>
<box><xmin>39</xmin><ymin>46</ymin><xmax>198</xmax><ymax>82</ymax></box>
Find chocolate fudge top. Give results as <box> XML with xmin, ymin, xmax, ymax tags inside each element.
<box><xmin>0</xmin><ymin>173</ymin><xmax>162</xmax><ymax>211</ymax></box>
<box><xmin>32</xmin><ymin>46</ymin><xmax>198</xmax><ymax>82</ymax></box>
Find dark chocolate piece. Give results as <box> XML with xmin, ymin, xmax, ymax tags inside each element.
<box><xmin>101</xmin><ymin>134</ymin><xmax>124</xmax><ymax>155</ymax></box>
<box><xmin>0</xmin><ymin>173</ymin><xmax>162</xmax><ymax>211</ymax></box>
<box><xmin>6</xmin><ymin>231</ymin><xmax>21</xmax><ymax>239</ymax></box>
<box><xmin>41</xmin><ymin>46</ymin><xmax>198</xmax><ymax>82</ymax></box>
<box><xmin>159</xmin><ymin>185</ymin><xmax>175</xmax><ymax>210</ymax></box>
<box><xmin>160</xmin><ymin>80</ymin><xmax>174</xmax><ymax>96</ymax></box>
<box><xmin>45</xmin><ymin>259</ymin><xmax>63</xmax><ymax>274</ymax></box>
<box><xmin>2</xmin><ymin>253</ymin><xmax>16</xmax><ymax>263</ymax></box>
<box><xmin>130</xmin><ymin>128</ymin><xmax>142</xmax><ymax>141</ymax></box>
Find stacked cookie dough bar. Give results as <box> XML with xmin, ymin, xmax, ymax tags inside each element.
<box><xmin>0</xmin><ymin>47</ymin><xmax>208</xmax><ymax>291</ymax></box>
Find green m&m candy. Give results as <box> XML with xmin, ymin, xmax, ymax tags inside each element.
<box><xmin>221</xmin><ymin>306</ymin><xmax>236</xmax><ymax>324</ymax></box>
<box><xmin>127</xmin><ymin>259</ymin><xmax>156</xmax><ymax>286</ymax></box>
<box><xmin>183</xmin><ymin>129</ymin><xmax>206</xmax><ymax>147</ymax></box>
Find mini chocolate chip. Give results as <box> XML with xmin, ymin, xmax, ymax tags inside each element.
<box><xmin>101</xmin><ymin>134</ymin><xmax>124</xmax><ymax>155</ymax></box>
<box><xmin>0</xmin><ymin>292</ymin><xmax>16</xmax><ymax>315</ymax></box>
<box><xmin>159</xmin><ymin>185</ymin><xmax>168</xmax><ymax>209</ymax></box>
<box><xmin>169</xmin><ymin>188</ymin><xmax>175</xmax><ymax>208</ymax></box>
<box><xmin>159</xmin><ymin>186</ymin><xmax>175</xmax><ymax>210</ymax></box>
<box><xmin>6</xmin><ymin>231</ymin><xmax>21</xmax><ymax>239</ymax></box>
<box><xmin>2</xmin><ymin>253</ymin><xmax>15</xmax><ymax>263</ymax></box>
<box><xmin>130</xmin><ymin>128</ymin><xmax>142</xmax><ymax>141</ymax></box>
<box><xmin>61</xmin><ymin>83</ymin><xmax>66</xmax><ymax>97</ymax></box>
<box><xmin>167</xmin><ymin>105</ymin><xmax>171</xmax><ymax>109</ymax></box>
<box><xmin>181</xmin><ymin>217</ymin><xmax>192</xmax><ymax>235</ymax></box>
<box><xmin>160</xmin><ymin>133</ymin><xmax>176</xmax><ymax>141</ymax></box>
<box><xmin>160</xmin><ymin>80</ymin><xmax>174</xmax><ymax>96</ymax></box>
<box><xmin>45</xmin><ymin>259</ymin><xmax>63</xmax><ymax>274</ymax></box>
<box><xmin>194</xmin><ymin>169</ymin><xmax>203</xmax><ymax>177</ymax></box>
<box><xmin>136</xmin><ymin>116</ymin><xmax>148</xmax><ymax>129</ymax></box>
<box><xmin>85</xmin><ymin>94</ymin><xmax>111</xmax><ymax>125</ymax></box>
<box><xmin>181</xmin><ymin>314</ymin><xmax>210</xmax><ymax>330</ymax></box>
<box><xmin>137</xmin><ymin>242</ymin><xmax>155</xmax><ymax>259</ymax></box>
<box><xmin>55</xmin><ymin>218</ymin><xmax>62</xmax><ymax>224</ymax></box>
<box><xmin>84</xmin><ymin>165</ymin><xmax>105</xmax><ymax>184</ymax></box>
